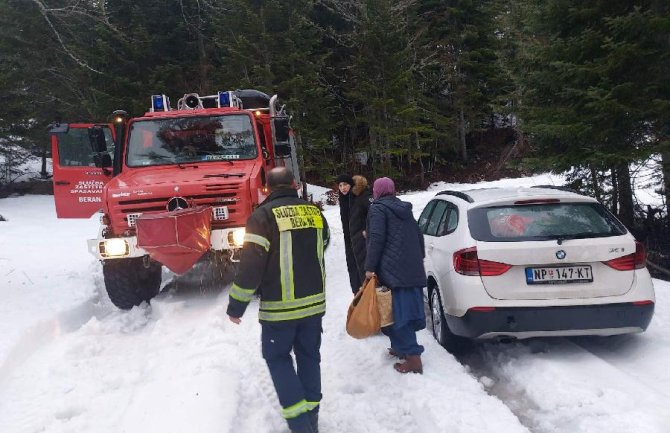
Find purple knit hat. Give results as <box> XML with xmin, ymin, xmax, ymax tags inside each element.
<box><xmin>373</xmin><ymin>177</ymin><xmax>395</xmax><ymax>200</ymax></box>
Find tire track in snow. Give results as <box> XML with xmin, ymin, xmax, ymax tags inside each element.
<box><xmin>570</xmin><ymin>334</ymin><xmax>670</xmax><ymax>400</ymax></box>
<box><xmin>454</xmin><ymin>337</ymin><xmax>670</xmax><ymax>433</ymax></box>
<box><xmin>455</xmin><ymin>341</ymin><xmax>544</xmax><ymax>433</ymax></box>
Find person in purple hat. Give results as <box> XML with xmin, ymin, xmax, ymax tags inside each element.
<box><xmin>364</xmin><ymin>177</ymin><xmax>427</xmax><ymax>374</ymax></box>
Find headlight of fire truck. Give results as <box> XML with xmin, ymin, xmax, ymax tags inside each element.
<box><xmin>228</xmin><ymin>228</ymin><xmax>246</xmax><ymax>248</ymax></box>
<box><xmin>99</xmin><ymin>238</ymin><xmax>129</xmax><ymax>258</ymax></box>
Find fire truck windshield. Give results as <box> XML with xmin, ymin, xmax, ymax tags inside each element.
<box><xmin>126</xmin><ymin>114</ymin><xmax>258</xmax><ymax>167</ymax></box>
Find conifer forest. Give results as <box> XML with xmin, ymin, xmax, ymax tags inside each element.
<box><xmin>0</xmin><ymin>1</ymin><xmax>669</xmax><ymax>231</ymax></box>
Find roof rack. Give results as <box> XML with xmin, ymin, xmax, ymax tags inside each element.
<box><xmin>531</xmin><ymin>185</ymin><xmax>583</xmax><ymax>195</ymax></box>
<box><xmin>436</xmin><ymin>190</ymin><xmax>474</xmax><ymax>203</ymax></box>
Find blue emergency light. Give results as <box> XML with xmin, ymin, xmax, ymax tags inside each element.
<box><xmin>218</xmin><ymin>91</ymin><xmax>232</xmax><ymax>108</ymax></box>
<box><xmin>151</xmin><ymin>94</ymin><xmax>169</xmax><ymax>112</ymax></box>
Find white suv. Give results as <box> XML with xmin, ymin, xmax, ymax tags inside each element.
<box><xmin>419</xmin><ymin>186</ymin><xmax>655</xmax><ymax>352</ymax></box>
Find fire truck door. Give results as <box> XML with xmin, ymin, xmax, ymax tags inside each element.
<box><xmin>51</xmin><ymin>123</ymin><xmax>115</xmax><ymax>218</ymax></box>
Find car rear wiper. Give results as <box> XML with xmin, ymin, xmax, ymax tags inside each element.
<box><xmin>553</xmin><ymin>232</ymin><xmax>602</xmax><ymax>245</ymax></box>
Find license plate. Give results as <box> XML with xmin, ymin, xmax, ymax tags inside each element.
<box><xmin>525</xmin><ymin>265</ymin><xmax>593</xmax><ymax>284</ymax></box>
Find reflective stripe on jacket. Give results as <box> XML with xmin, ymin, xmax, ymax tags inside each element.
<box><xmin>227</xmin><ymin>188</ymin><xmax>330</xmax><ymax>322</ymax></box>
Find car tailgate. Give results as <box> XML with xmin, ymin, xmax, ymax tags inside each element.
<box><xmin>476</xmin><ymin>237</ymin><xmax>636</xmax><ymax>300</ymax></box>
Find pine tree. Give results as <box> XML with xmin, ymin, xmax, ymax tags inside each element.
<box><xmin>415</xmin><ymin>0</ymin><xmax>509</xmax><ymax>163</ymax></box>
<box><xmin>210</xmin><ymin>0</ymin><xmax>339</xmax><ymax>181</ymax></box>
<box><xmin>0</xmin><ymin>0</ymin><xmax>103</xmax><ymax>181</ymax></box>
<box><xmin>514</xmin><ymin>0</ymin><xmax>670</xmax><ymax>225</ymax></box>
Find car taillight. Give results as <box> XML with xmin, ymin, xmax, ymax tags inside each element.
<box><xmin>479</xmin><ymin>259</ymin><xmax>513</xmax><ymax>276</ymax></box>
<box><xmin>632</xmin><ymin>300</ymin><xmax>653</xmax><ymax>306</ymax></box>
<box><xmin>453</xmin><ymin>247</ymin><xmax>479</xmax><ymax>275</ymax></box>
<box><xmin>468</xmin><ymin>306</ymin><xmax>496</xmax><ymax>312</ymax></box>
<box><xmin>604</xmin><ymin>241</ymin><xmax>646</xmax><ymax>271</ymax></box>
<box><xmin>513</xmin><ymin>198</ymin><xmax>560</xmax><ymax>205</ymax></box>
<box><xmin>453</xmin><ymin>247</ymin><xmax>512</xmax><ymax>276</ymax></box>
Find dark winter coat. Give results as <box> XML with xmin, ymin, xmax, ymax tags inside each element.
<box><xmin>349</xmin><ymin>176</ymin><xmax>371</xmax><ymax>282</ymax></box>
<box><xmin>227</xmin><ymin>188</ymin><xmax>330</xmax><ymax>322</ymax></box>
<box><xmin>338</xmin><ymin>191</ymin><xmax>352</xmax><ymax>244</ymax></box>
<box><xmin>339</xmin><ymin>190</ymin><xmax>360</xmax><ymax>291</ymax></box>
<box><xmin>364</xmin><ymin>195</ymin><xmax>426</xmax><ymax>289</ymax></box>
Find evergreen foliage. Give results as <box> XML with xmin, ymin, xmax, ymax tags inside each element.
<box><xmin>0</xmin><ymin>0</ymin><xmax>668</xmax><ymax>222</ymax></box>
<box><xmin>514</xmin><ymin>0</ymin><xmax>669</xmax><ymax>225</ymax></box>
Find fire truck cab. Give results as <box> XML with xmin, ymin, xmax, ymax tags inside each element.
<box><xmin>50</xmin><ymin>89</ymin><xmax>302</xmax><ymax>309</ymax></box>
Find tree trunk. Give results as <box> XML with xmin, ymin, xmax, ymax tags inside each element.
<box><xmin>41</xmin><ymin>144</ymin><xmax>48</xmax><ymax>179</ymax></box>
<box><xmin>416</xmin><ymin>131</ymin><xmax>424</xmax><ymax>186</ymax></box>
<box><xmin>589</xmin><ymin>164</ymin><xmax>600</xmax><ymax>202</ymax></box>
<box><xmin>661</xmin><ymin>151</ymin><xmax>670</xmax><ymax>223</ymax></box>
<box><xmin>459</xmin><ymin>107</ymin><xmax>467</xmax><ymax>162</ymax></box>
<box><xmin>615</xmin><ymin>164</ymin><xmax>634</xmax><ymax>228</ymax></box>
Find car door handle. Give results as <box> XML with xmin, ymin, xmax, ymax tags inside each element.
<box><xmin>55</xmin><ymin>180</ymin><xmax>70</xmax><ymax>185</ymax></box>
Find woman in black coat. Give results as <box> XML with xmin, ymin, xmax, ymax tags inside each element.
<box><xmin>348</xmin><ymin>175</ymin><xmax>372</xmax><ymax>287</ymax></box>
<box><xmin>364</xmin><ymin>177</ymin><xmax>426</xmax><ymax>374</ymax></box>
<box><xmin>336</xmin><ymin>174</ymin><xmax>360</xmax><ymax>293</ymax></box>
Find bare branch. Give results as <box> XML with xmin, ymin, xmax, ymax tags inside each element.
<box><xmin>30</xmin><ymin>0</ymin><xmax>103</xmax><ymax>74</ymax></box>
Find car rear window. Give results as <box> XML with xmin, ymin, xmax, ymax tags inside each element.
<box><xmin>468</xmin><ymin>202</ymin><xmax>627</xmax><ymax>242</ymax></box>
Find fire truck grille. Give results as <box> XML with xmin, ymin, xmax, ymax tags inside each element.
<box><xmin>125</xmin><ymin>206</ymin><xmax>230</xmax><ymax>227</ymax></box>
<box><xmin>116</xmin><ymin>182</ymin><xmax>244</xmax><ymax>228</ymax></box>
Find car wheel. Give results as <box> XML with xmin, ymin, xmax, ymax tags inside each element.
<box><xmin>430</xmin><ymin>287</ymin><xmax>469</xmax><ymax>354</ymax></box>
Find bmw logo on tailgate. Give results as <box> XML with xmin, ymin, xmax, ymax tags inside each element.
<box><xmin>167</xmin><ymin>197</ymin><xmax>189</xmax><ymax>211</ymax></box>
<box><xmin>555</xmin><ymin>250</ymin><xmax>567</xmax><ymax>260</ymax></box>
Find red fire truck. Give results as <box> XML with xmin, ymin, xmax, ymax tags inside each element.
<box><xmin>49</xmin><ymin>89</ymin><xmax>303</xmax><ymax>309</ymax></box>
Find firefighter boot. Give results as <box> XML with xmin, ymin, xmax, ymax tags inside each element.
<box><xmin>393</xmin><ymin>354</ymin><xmax>423</xmax><ymax>374</ymax></box>
<box><xmin>290</xmin><ymin>422</ymin><xmax>316</xmax><ymax>433</ymax></box>
<box><xmin>308</xmin><ymin>409</ymin><xmax>319</xmax><ymax>433</ymax></box>
<box><xmin>291</xmin><ymin>412</ymin><xmax>319</xmax><ymax>433</ymax></box>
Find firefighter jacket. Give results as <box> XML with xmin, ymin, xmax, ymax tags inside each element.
<box><xmin>227</xmin><ymin>188</ymin><xmax>330</xmax><ymax>322</ymax></box>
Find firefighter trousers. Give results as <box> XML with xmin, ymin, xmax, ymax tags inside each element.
<box><xmin>261</xmin><ymin>315</ymin><xmax>323</xmax><ymax>430</ymax></box>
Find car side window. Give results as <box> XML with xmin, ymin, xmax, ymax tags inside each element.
<box><xmin>426</xmin><ymin>201</ymin><xmax>448</xmax><ymax>236</ymax></box>
<box><xmin>418</xmin><ymin>201</ymin><xmax>437</xmax><ymax>233</ymax></box>
<box><xmin>446</xmin><ymin>206</ymin><xmax>459</xmax><ymax>232</ymax></box>
<box><xmin>437</xmin><ymin>204</ymin><xmax>459</xmax><ymax>236</ymax></box>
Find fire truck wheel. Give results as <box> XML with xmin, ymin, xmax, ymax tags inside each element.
<box><xmin>103</xmin><ymin>258</ymin><xmax>162</xmax><ymax>309</ymax></box>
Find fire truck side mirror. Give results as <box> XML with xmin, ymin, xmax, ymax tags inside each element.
<box><xmin>88</xmin><ymin>126</ymin><xmax>112</xmax><ymax>168</ymax></box>
<box><xmin>273</xmin><ymin>117</ymin><xmax>291</xmax><ymax>157</ymax></box>
<box><xmin>88</xmin><ymin>126</ymin><xmax>108</xmax><ymax>153</ymax></box>
<box><xmin>273</xmin><ymin>117</ymin><xmax>290</xmax><ymax>142</ymax></box>
<box><xmin>275</xmin><ymin>143</ymin><xmax>291</xmax><ymax>157</ymax></box>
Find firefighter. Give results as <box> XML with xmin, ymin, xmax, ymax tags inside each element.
<box><xmin>227</xmin><ymin>167</ymin><xmax>329</xmax><ymax>433</ymax></box>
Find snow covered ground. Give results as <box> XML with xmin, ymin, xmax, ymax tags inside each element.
<box><xmin>0</xmin><ymin>174</ymin><xmax>669</xmax><ymax>433</ymax></box>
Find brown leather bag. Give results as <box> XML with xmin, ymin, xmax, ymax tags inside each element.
<box><xmin>346</xmin><ymin>276</ymin><xmax>381</xmax><ymax>338</ymax></box>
